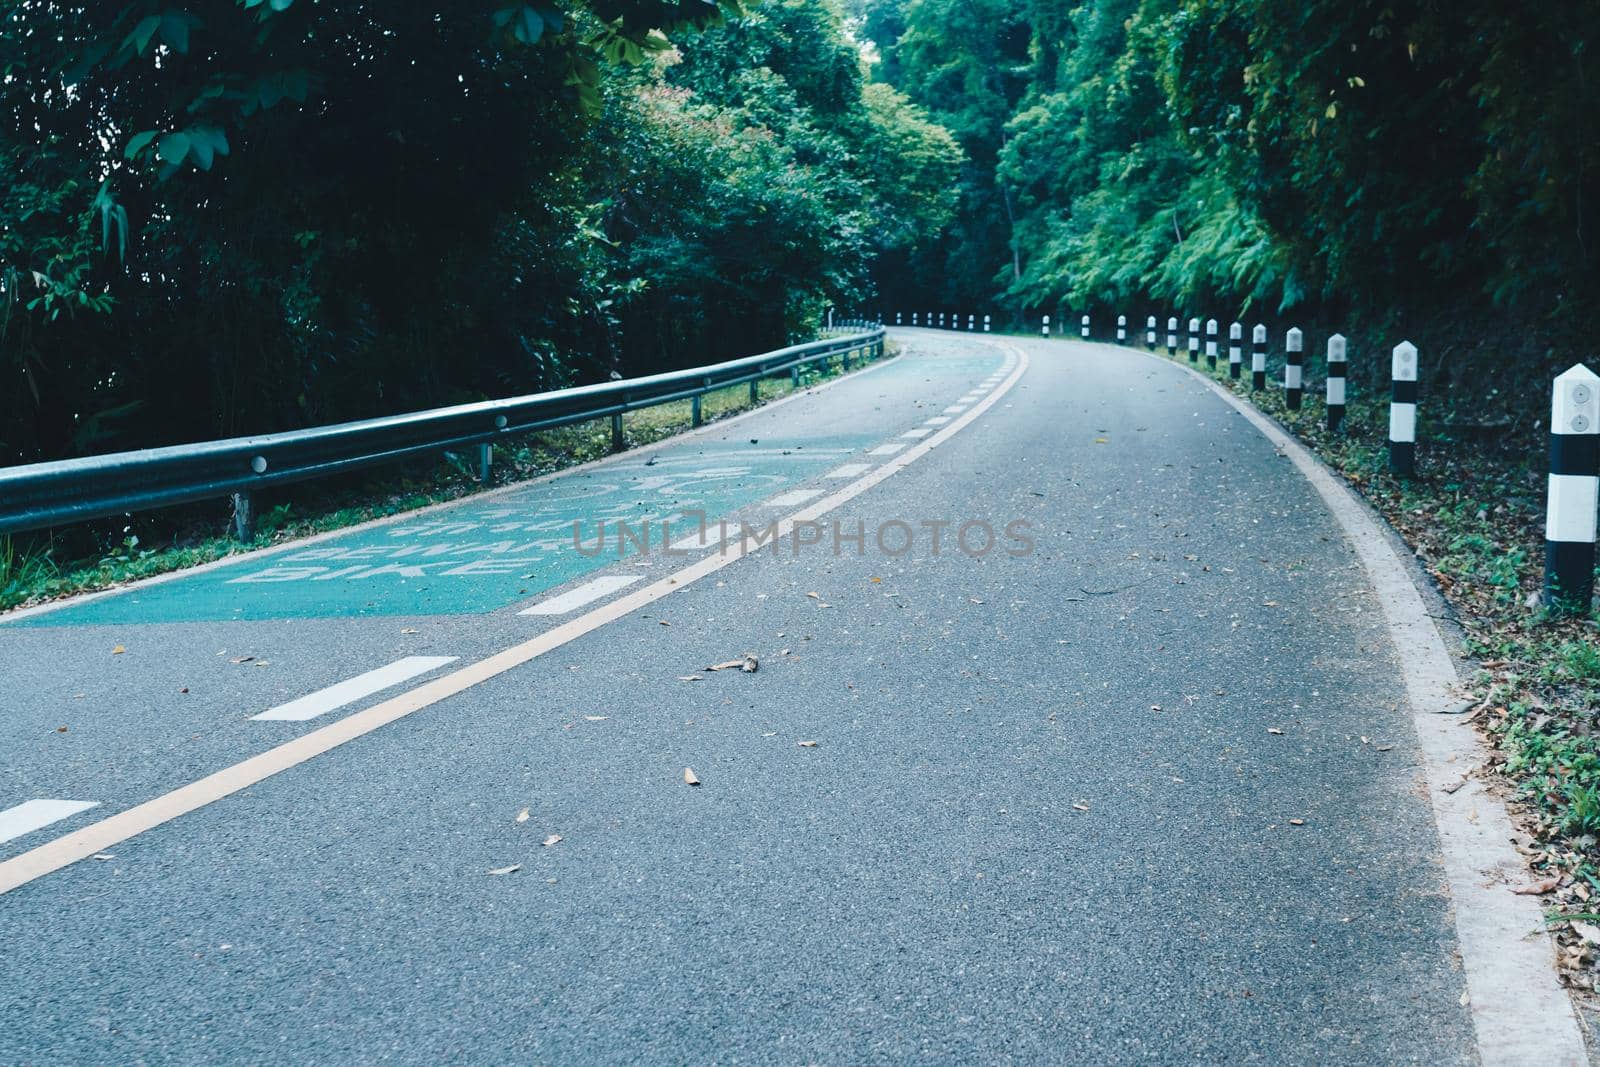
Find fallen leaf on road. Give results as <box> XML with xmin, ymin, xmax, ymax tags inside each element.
<box><xmin>55</xmin><ymin>726</ymin><xmax>67</xmax><ymax>733</ymax></box>
<box><xmin>1072</xmin><ymin>802</ymin><xmax>1090</xmax><ymax>812</ymax></box>
<box><xmin>111</xmin><ymin>645</ymin><xmax>126</xmax><ymax>655</ymax></box>
<box><xmin>761</xmin><ymin>731</ymin><xmax>777</xmax><ymax>737</ymax></box>
<box><xmin>488</xmin><ymin>864</ymin><xmax>522</xmax><ymax>876</ymax></box>
<box><xmin>516</xmin><ymin>808</ymin><xmax>530</xmax><ymax>823</ymax></box>
<box><xmin>253</xmin><ymin>660</ymin><xmax>270</xmax><ymax>667</ymax></box>
<box><xmin>1375</xmin><ymin>744</ymin><xmax>1394</xmax><ymax>752</ymax></box>
<box><xmin>807</xmin><ymin>592</ymin><xmax>820</xmax><ymax>599</ymax></box>
<box><xmin>684</xmin><ymin>767</ymin><xmax>701</xmax><ymax>786</ymax></box>
<box><xmin>798</xmin><ymin>740</ymin><xmax>818</xmax><ymax>748</ymax></box>
<box><xmin>542</xmin><ymin>835</ymin><xmax>562</xmax><ymax>848</ymax></box>
<box><xmin>1443</xmin><ymin>776</ymin><xmax>1469</xmax><ymax>794</ymax></box>
<box><xmin>585</xmin><ymin>715</ymin><xmax>608</xmax><ymax>721</ymax></box>
<box><xmin>706</xmin><ymin>660</ymin><xmax>743</xmax><ymax>672</ymax></box>
<box><xmin>401</xmin><ymin>628</ymin><xmax>419</xmax><ymax>635</ymax></box>
<box><xmin>1514</xmin><ymin>876</ymin><xmax>1560</xmax><ymax>895</ymax></box>
<box><xmin>230</xmin><ymin>655</ymin><xmax>255</xmax><ymax>664</ymax></box>
<box><xmin>1268</xmin><ymin>727</ymin><xmax>1284</xmax><ymax>735</ymax></box>
<box><xmin>678</xmin><ymin>675</ymin><xmax>704</xmax><ymax>682</ymax></box>
<box><xmin>92</xmin><ymin>853</ymin><xmax>115</xmax><ymax>861</ymax></box>
<box><xmin>741</xmin><ymin>655</ymin><xmax>758</xmax><ymax>673</ymax></box>
<box><xmin>1288</xmin><ymin>819</ymin><xmax>1306</xmax><ymax>826</ymax></box>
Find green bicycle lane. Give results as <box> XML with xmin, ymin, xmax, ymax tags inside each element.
<box><xmin>0</xmin><ymin>335</ymin><xmax>1012</xmax><ymax>860</ymax></box>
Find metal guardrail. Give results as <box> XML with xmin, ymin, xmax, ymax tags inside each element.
<box><xmin>0</xmin><ymin>326</ymin><xmax>886</xmax><ymax>538</ymax></box>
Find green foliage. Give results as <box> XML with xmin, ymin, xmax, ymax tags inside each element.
<box><xmin>1</xmin><ymin>0</ymin><xmax>950</xmax><ymax>472</ymax></box>
<box><xmin>860</xmin><ymin>0</ymin><xmax>1600</xmax><ymax>334</ymax></box>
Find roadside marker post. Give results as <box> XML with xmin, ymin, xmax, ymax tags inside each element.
<box><xmin>968</xmin><ymin>313</ymin><xmax>975</xmax><ymax>331</ymax></box>
<box><xmin>1166</xmin><ymin>317</ymin><xmax>1177</xmax><ymax>356</ymax></box>
<box><xmin>1042</xmin><ymin>314</ymin><xmax>1050</xmax><ymax>338</ymax></box>
<box><xmin>895</xmin><ymin>312</ymin><xmax>902</xmax><ymax>325</ymax></box>
<box><xmin>1544</xmin><ymin>363</ymin><xmax>1600</xmax><ymax>613</ymax></box>
<box><xmin>1389</xmin><ymin>341</ymin><xmax>1418</xmax><ymax>476</ymax></box>
<box><xmin>1228</xmin><ymin>322</ymin><xmax>1243</xmax><ymax>380</ymax></box>
<box><xmin>1326</xmin><ymin>334</ymin><xmax>1348</xmax><ymax>432</ymax></box>
<box><xmin>983</xmin><ymin>314</ymin><xmax>991</xmax><ymax>333</ymax></box>
<box><xmin>1205</xmin><ymin>318</ymin><xmax>1219</xmax><ymax>370</ymax></box>
<box><xmin>1147</xmin><ymin>315</ymin><xmax>1157</xmax><ymax>350</ymax></box>
<box><xmin>1081</xmin><ymin>314</ymin><xmax>1090</xmax><ymax>339</ymax></box>
<box><xmin>1117</xmin><ymin>314</ymin><xmax>1126</xmax><ymax>342</ymax></box>
<box><xmin>1188</xmin><ymin>318</ymin><xmax>1200</xmax><ymax>364</ymax></box>
<box><xmin>1285</xmin><ymin>327</ymin><xmax>1304</xmax><ymax>410</ymax></box>
<box><xmin>1251</xmin><ymin>324</ymin><xmax>1267</xmax><ymax>391</ymax></box>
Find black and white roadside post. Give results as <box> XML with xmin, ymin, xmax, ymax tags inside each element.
<box><xmin>896</xmin><ymin>312</ymin><xmax>902</xmax><ymax>325</ymax></box>
<box><xmin>911</xmin><ymin>312</ymin><xmax>918</xmax><ymax>326</ymax></box>
<box><xmin>968</xmin><ymin>313</ymin><xmax>975</xmax><ymax>331</ymax></box>
<box><xmin>939</xmin><ymin>312</ymin><xmax>945</xmax><ymax>328</ymax></box>
<box><xmin>1228</xmin><ymin>322</ymin><xmax>1243</xmax><ymax>380</ymax></box>
<box><xmin>1285</xmin><ymin>327</ymin><xmax>1304</xmax><ymax>410</ymax></box>
<box><xmin>1147</xmin><ymin>315</ymin><xmax>1157</xmax><ymax>350</ymax></box>
<box><xmin>1544</xmin><ymin>363</ymin><xmax>1600</xmax><ymax>613</ymax></box>
<box><xmin>1187</xmin><ymin>317</ymin><xmax>1200</xmax><ymax>363</ymax></box>
<box><xmin>1042</xmin><ymin>314</ymin><xmax>1050</xmax><ymax>338</ymax></box>
<box><xmin>1389</xmin><ymin>341</ymin><xmax>1418</xmax><ymax>476</ymax></box>
<box><xmin>1251</xmin><ymin>324</ymin><xmax>1267</xmax><ymax>391</ymax></box>
<box><xmin>1166</xmin><ymin>317</ymin><xmax>1177</xmax><ymax>356</ymax></box>
<box><xmin>984</xmin><ymin>314</ymin><xmax>991</xmax><ymax>333</ymax></box>
<box><xmin>1117</xmin><ymin>314</ymin><xmax>1126</xmax><ymax>342</ymax></box>
<box><xmin>1326</xmin><ymin>334</ymin><xmax>1348</xmax><ymax>432</ymax></box>
<box><xmin>1081</xmin><ymin>314</ymin><xmax>1090</xmax><ymax>339</ymax></box>
<box><xmin>1205</xmin><ymin>318</ymin><xmax>1219</xmax><ymax>370</ymax></box>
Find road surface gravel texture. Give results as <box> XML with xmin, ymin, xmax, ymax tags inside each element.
<box><xmin>0</xmin><ymin>331</ymin><xmax>1512</xmax><ymax>1063</ymax></box>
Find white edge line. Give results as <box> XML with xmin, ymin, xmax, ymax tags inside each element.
<box><xmin>1135</xmin><ymin>346</ymin><xmax>1586</xmax><ymax>1066</ymax></box>
<box><xmin>251</xmin><ymin>656</ymin><xmax>459</xmax><ymax>722</ymax></box>
<box><xmin>1</xmin><ymin>345</ymin><xmax>910</xmax><ymax>626</ymax></box>
<box><xmin>0</xmin><ymin>339</ymin><xmax>1028</xmax><ymax>896</ymax></box>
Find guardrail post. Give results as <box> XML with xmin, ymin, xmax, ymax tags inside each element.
<box><xmin>1042</xmin><ymin>314</ymin><xmax>1050</xmax><ymax>338</ymax></box>
<box><xmin>1205</xmin><ymin>318</ymin><xmax>1218</xmax><ymax>370</ymax></box>
<box><xmin>1251</xmin><ymin>324</ymin><xmax>1267</xmax><ymax>391</ymax></box>
<box><xmin>478</xmin><ymin>442</ymin><xmax>493</xmax><ymax>483</ymax></box>
<box><xmin>1545</xmin><ymin>363</ymin><xmax>1600</xmax><ymax>613</ymax></box>
<box><xmin>1228</xmin><ymin>322</ymin><xmax>1243</xmax><ymax>380</ymax></box>
<box><xmin>691</xmin><ymin>394</ymin><xmax>703</xmax><ymax>428</ymax></box>
<box><xmin>1081</xmin><ymin>314</ymin><xmax>1090</xmax><ymax>339</ymax></box>
<box><xmin>1117</xmin><ymin>314</ymin><xmax>1126</xmax><ymax>342</ymax></box>
<box><xmin>1187</xmin><ymin>318</ymin><xmax>1200</xmax><ymax>363</ymax></box>
<box><xmin>1284</xmin><ymin>327</ymin><xmax>1305</xmax><ymax>410</ymax></box>
<box><xmin>1166</xmin><ymin>317</ymin><xmax>1177</xmax><ymax>355</ymax></box>
<box><xmin>231</xmin><ymin>491</ymin><xmax>254</xmax><ymax>541</ymax></box>
<box><xmin>1326</xmin><ymin>334</ymin><xmax>1347</xmax><ymax>431</ymax></box>
<box><xmin>1147</xmin><ymin>315</ymin><xmax>1157</xmax><ymax>350</ymax></box>
<box><xmin>1389</xmin><ymin>341</ymin><xmax>1418</xmax><ymax>475</ymax></box>
<box><xmin>611</xmin><ymin>412</ymin><xmax>625</xmax><ymax>453</ymax></box>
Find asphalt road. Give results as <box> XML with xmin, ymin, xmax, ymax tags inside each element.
<box><xmin>0</xmin><ymin>331</ymin><xmax>1480</xmax><ymax>1063</ymax></box>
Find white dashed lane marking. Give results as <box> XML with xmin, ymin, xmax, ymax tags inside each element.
<box><xmin>518</xmin><ymin>575</ymin><xmax>644</xmax><ymax>616</ymax></box>
<box><xmin>765</xmin><ymin>488</ymin><xmax>825</xmax><ymax>507</ymax></box>
<box><xmin>252</xmin><ymin>657</ymin><xmax>460</xmax><ymax>722</ymax></box>
<box><xmin>867</xmin><ymin>443</ymin><xmax>906</xmax><ymax>456</ymax></box>
<box><xmin>0</xmin><ymin>800</ymin><xmax>99</xmax><ymax>847</ymax></box>
<box><xmin>668</xmin><ymin>522</ymin><xmax>744</xmax><ymax>553</ymax></box>
<box><xmin>901</xmin><ymin>428</ymin><xmax>933</xmax><ymax>439</ymax></box>
<box><xmin>825</xmin><ymin>463</ymin><xmax>873</xmax><ymax>479</ymax></box>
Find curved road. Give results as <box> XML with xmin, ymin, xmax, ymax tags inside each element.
<box><xmin>0</xmin><ymin>331</ymin><xmax>1561</xmax><ymax>1062</ymax></box>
